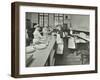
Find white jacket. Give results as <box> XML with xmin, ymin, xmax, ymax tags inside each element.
<box><xmin>33</xmin><ymin>29</ymin><xmax>42</xmax><ymax>44</ymax></box>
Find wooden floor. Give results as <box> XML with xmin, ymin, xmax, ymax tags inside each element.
<box><xmin>55</xmin><ymin>38</ymin><xmax>89</xmax><ymax>66</ymax></box>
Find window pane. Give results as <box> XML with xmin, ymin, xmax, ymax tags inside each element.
<box><xmin>59</xmin><ymin>14</ymin><xmax>63</xmax><ymax>17</ymax></box>
<box><xmin>44</xmin><ymin>17</ymin><xmax>48</xmax><ymax>26</ymax></box>
<box><xmin>44</xmin><ymin>13</ymin><xmax>48</xmax><ymax>16</ymax></box>
<box><xmin>39</xmin><ymin>13</ymin><xmax>43</xmax><ymax>15</ymax></box>
<box><xmin>39</xmin><ymin>16</ymin><xmax>43</xmax><ymax>27</ymax></box>
<box><xmin>49</xmin><ymin>14</ymin><xmax>54</xmax><ymax>27</ymax></box>
<box><xmin>55</xmin><ymin>14</ymin><xmax>59</xmax><ymax>17</ymax></box>
<box><xmin>59</xmin><ymin>17</ymin><xmax>63</xmax><ymax>25</ymax></box>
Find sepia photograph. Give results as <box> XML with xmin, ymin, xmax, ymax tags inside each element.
<box><xmin>11</xmin><ymin>2</ymin><xmax>97</xmax><ymax>78</ymax></box>
<box><xmin>25</xmin><ymin>12</ymin><xmax>90</xmax><ymax>67</ymax></box>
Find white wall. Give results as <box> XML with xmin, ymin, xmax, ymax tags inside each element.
<box><xmin>0</xmin><ymin>0</ymin><xmax>100</xmax><ymax>80</ymax></box>
<box><xmin>71</xmin><ymin>15</ymin><xmax>89</xmax><ymax>32</ymax></box>
<box><xmin>26</xmin><ymin>13</ymin><xmax>89</xmax><ymax>31</ymax></box>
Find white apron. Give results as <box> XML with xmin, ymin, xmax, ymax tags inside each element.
<box><xmin>68</xmin><ymin>37</ymin><xmax>76</xmax><ymax>49</ymax></box>
<box><xmin>56</xmin><ymin>33</ymin><xmax>64</xmax><ymax>54</ymax></box>
<box><xmin>33</xmin><ymin>29</ymin><xmax>42</xmax><ymax>44</ymax></box>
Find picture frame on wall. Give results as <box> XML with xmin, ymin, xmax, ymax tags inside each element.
<box><xmin>11</xmin><ymin>2</ymin><xmax>98</xmax><ymax>78</ymax></box>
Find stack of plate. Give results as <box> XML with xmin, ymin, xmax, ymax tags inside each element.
<box><xmin>26</xmin><ymin>46</ymin><xmax>35</xmax><ymax>53</ymax></box>
<box><xmin>34</xmin><ymin>43</ymin><xmax>47</xmax><ymax>50</ymax></box>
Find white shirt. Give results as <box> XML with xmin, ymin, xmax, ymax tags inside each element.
<box><xmin>33</xmin><ymin>29</ymin><xmax>42</xmax><ymax>39</ymax></box>
<box><xmin>42</xmin><ymin>27</ymin><xmax>48</xmax><ymax>39</ymax></box>
<box><xmin>33</xmin><ymin>28</ymin><xmax>42</xmax><ymax>44</ymax></box>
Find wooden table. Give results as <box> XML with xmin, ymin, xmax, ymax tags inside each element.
<box><xmin>28</xmin><ymin>36</ymin><xmax>56</xmax><ymax>67</ymax></box>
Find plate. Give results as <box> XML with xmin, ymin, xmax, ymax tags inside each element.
<box><xmin>35</xmin><ymin>44</ymin><xmax>47</xmax><ymax>50</ymax></box>
<box><xmin>26</xmin><ymin>46</ymin><xmax>35</xmax><ymax>53</ymax></box>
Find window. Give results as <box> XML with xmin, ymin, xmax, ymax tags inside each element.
<box><xmin>38</xmin><ymin>13</ymin><xmax>49</xmax><ymax>27</ymax></box>
<box><xmin>54</xmin><ymin>14</ymin><xmax>64</xmax><ymax>26</ymax></box>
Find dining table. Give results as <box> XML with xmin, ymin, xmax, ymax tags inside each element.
<box><xmin>27</xmin><ymin>35</ymin><xmax>56</xmax><ymax>67</ymax></box>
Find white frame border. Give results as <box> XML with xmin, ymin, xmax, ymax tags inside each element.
<box><xmin>19</xmin><ymin>5</ymin><xmax>96</xmax><ymax>75</ymax></box>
